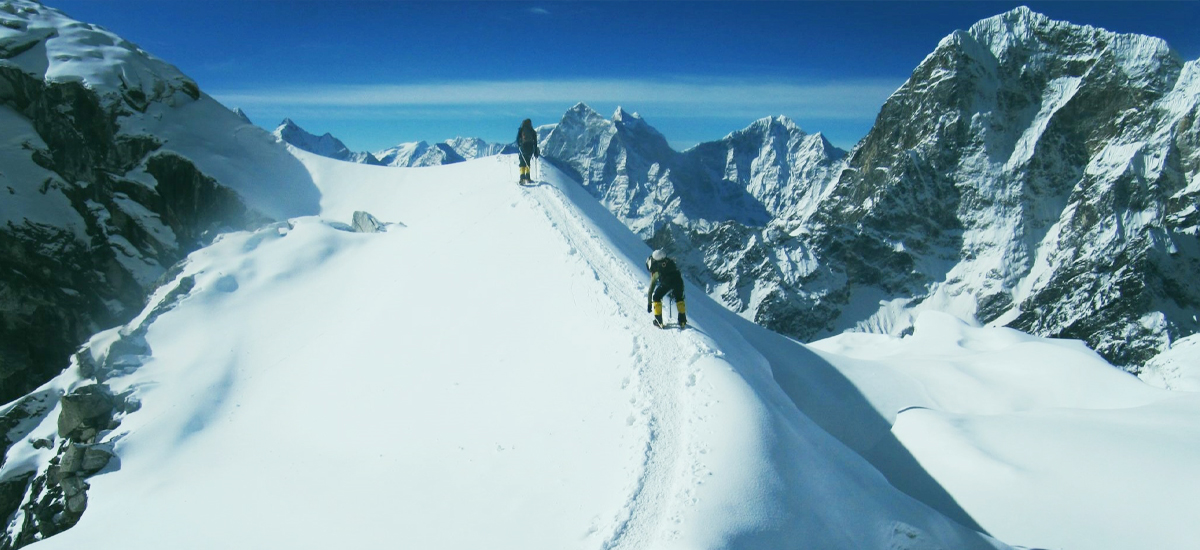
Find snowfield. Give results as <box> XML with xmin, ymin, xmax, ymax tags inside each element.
<box><xmin>6</xmin><ymin>151</ymin><xmax>1199</xmax><ymax>550</ymax></box>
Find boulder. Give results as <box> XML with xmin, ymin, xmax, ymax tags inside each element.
<box><xmin>351</xmin><ymin>211</ymin><xmax>385</xmax><ymax>233</ymax></box>
<box><xmin>56</xmin><ymin>385</ymin><xmax>115</xmax><ymax>440</ymax></box>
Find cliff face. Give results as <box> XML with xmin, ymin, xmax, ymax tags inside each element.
<box><xmin>1</xmin><ymin>1</ymin><xmax>316</xmax><ymax>404</ymax></box>
<box><xmin>807</xmin><ymin>7</ymin><xmax>1200</xmax><ymax>367</ymax></box>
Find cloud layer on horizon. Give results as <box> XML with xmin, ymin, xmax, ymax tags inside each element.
<box><xmin>213</xmin><ymin>77</ymin><xmax>902</xmax><ymax>122</ymax></box>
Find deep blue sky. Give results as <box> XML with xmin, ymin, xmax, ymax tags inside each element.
<box><xmin>48</xmin><ymin>1</ymin><xmax>1200</xmax><ymax>153</ymax></box>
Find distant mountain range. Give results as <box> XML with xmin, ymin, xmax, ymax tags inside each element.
<box><xmin>273</xmin><ymin>118</ymin><xmax>383</xmax><ymax>165</ymax></box>
<box><xmin>274</xmin><ymin>119</ymin><xmax>515</xmax><ymax>168</ymax></box>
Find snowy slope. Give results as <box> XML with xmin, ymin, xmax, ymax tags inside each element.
<box><xmin>807</xmin><ymin>314</ymin><xmax>1200</xmax><ymax>550</ymax></box>
<box><xmin>1</xmin><ymin>0</ymin><xmax>319</xmax><ymax>404</ymax></box>
<box><xmin>3</xmin><ymin>150</ymin><xmax>1197</xmax><ymax>550</ymax></box>
<box><xmin>4</xmin><ymin>152</ymin><xmax>1010</xmax><ymax>550</ymax></box>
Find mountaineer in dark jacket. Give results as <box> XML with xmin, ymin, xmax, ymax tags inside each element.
<box><xmin>646</xmin><ymin>249</ymin><xmax>687</xmax><ymax>329</ymax></box>
<box><xmin>516</xmin><ymin>119</ymin><xmax>539</xmax><ymax>184</ymax></box>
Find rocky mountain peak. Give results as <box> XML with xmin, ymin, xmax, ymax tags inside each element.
<box><xmin>273</xmin><ymin>118</ymin><xmax>355</xmax><ymax>160</ymax></box>
<box><xmin>802</xmin><ymin>7</ymin><xmax>1200</xmax><ymax>368</ymax></box>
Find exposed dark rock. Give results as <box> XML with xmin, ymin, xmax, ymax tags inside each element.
<box><xmin>55</xmin><ymin>385</ymin><xmax>114</xmax><ymax>441</ymax></box>
<box><xmin>0</xmin><ymin>471</ymin><xmax>35</xmax><ymax>537</ymax></box>
<box><xmin>0</xmin><ymin>67</ymin><xmax>262</xmax><ymax>403</ymax></box>
<box><xmin>0</xmin><ymin>389</ymin><xmax>56</xmax><ymax>469</ymax></box>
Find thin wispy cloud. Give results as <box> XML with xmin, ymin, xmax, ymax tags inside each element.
<box><xmin>213</xmin><ymin>77</ymin><xmax>903</xmax><ymax>121</ymax></box>
<box><xmin>527</xmin><ymin>7</ymin><xmax>551</xmax><ymax>16</ymax></box>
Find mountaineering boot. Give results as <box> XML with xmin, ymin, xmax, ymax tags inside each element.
<box><xmin>677</xmin><ymin>300</ymin><xmax>687</xmax><ymax>328</ymax></box>
<box><xmin>653</xmin><ymin>301</ymin><xmax>665</xmax><ymax>328</ymax></box>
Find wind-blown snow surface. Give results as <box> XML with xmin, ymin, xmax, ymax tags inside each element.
<box><xmin>10</xmin><ymin>152</ymin><xmax>1000</xmax><ymax>550</ymax></box>
<box><xmin>11</xmin><ymin>153</ymin><xmax>1197</xmax><ymax>550</ymax></box>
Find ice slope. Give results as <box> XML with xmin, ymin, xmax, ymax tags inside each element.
<box><xmin>12</xmin><ymin>152</ymin><xmax>1003</xmax><ymax>549</ymax></box>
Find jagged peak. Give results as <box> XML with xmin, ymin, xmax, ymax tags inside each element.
<box><xmin>612</xmin><ymin>106</ymin><xmax>643</xmax><ymax>122</ymax></box>
<box><xmin>726</xmin><ymin>115</ymin><xmax>804</xmax><ymax>141</ymax></box>
<box><xmin>568</xmin><ymin>102</ymin><xmax>601</xmax><ymax>118</ymax></box>
<box><xmin>965</xmin><ymin>6</ymin><xmax>1177</xmax><ymax>64</ymax></box>
<box><xmin>758</xmin><ymin>115</ymin><xmax>800</xmax><ymax>132</ymax></box>
<box><xmin>968</xmin><ymin>6</ymin><xmax>1056</xmax><ymax>42</ymax></box>
<box><xmin>231</xmin><ymin>108</ymin><xmax>252</xmax><ymax>124</ymax></box>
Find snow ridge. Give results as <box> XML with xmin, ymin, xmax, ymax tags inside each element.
<box><xmin>517</xmin><ymin>176</ymin><xmax>705</xmax><ymax>547</ymax></box>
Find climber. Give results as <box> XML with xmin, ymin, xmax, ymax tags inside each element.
<box><xmin>516</xmin><ymin>118</ymin><xmax>539</xmax><ymax>184</ymax></box>
<box><xmin>646</xmin><ymin>249</ymin><xmax>687</xmax><ymax>329</ymax></box>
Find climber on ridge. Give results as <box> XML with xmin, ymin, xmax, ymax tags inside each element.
<box><xmin>646</xmin><ymin>249</ymin><xmax>687</xmax><ymax>329</ymax></box>
<box><xmin>516</xmin><ymin>118</ymin><xmax>539</xmax><ymax>185</ymax></box>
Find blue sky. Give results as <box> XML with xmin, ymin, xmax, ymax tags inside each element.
<box><xmin>49</xmin><ymin>1</ymin><xmax>1200</xmax><ymax>153</ymax></box>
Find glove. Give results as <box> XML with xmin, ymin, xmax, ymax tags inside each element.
<box><xmin>647</xmin><ymin>301</ymin><xmax>652</xmax><ymax>313</ymax></box>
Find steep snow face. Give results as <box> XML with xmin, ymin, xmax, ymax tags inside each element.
<box><xmin>778</xmin><ymin>7</ymin><xmax>1200</xmax><ymax>369</ymax></box>
<box><xmin>0</xmin><ymin>0</ymin><xmax>317</xmax><ymax>403</ymax></box>
<box><xmin>273</xmin><ymin>118</ymin><xmax>382</xmax><ymax>165</ymax></box>
<box><xmin>1139</xmin><ymin>333</ymin><xmax>1200</xmax><ymax>391</ymax></box>
<box><xmin>1</xmin><ymin>152</ymin><xmax>1012</xmax><ymax>550</ymax></box>
<box><xmin>687</xmin><ymin>115</ymin><xmax>846</xmax><ymax>223</ymax></box>
<box><xmin>540</xmin><ymin>103</ymin><xmax>686</xmax><ymax>236</ymax></box>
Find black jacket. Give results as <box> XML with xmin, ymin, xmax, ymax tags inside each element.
<box><xmin>517</xmin><ymin>123</ymin><xmax>539</xmax><ymax>157</ymax></box>
<box><xmin>647</xmin><ymin>256</ymin><xmax>684</xmax><ymax>299</ymax></box>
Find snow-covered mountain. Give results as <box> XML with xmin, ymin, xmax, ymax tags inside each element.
<box><xmin>446</xmin><ymin>135</ymin><xmax>517</xmax><ymax>159</ymax></box>
<box><xmin>537</xmin><ymin>103</ymin><xmax>849</xmax><ymax>349</ymax></box>
<box><xmin>806</xmin><ymin>6</ymin><xmax>1200</xmax><ymax>370</ymax></box>
<box><xmin>373</xmin><ymin>139</ymin><xmax>465</xmax><ymax>167</ymax></box>
<box><xmin>2</xmin><ymin>4</ymin><xmax>1200</xmax><ymax>549</ymax></box>
<box><xmin>0</xmin><ymin>0</ymin><xmax>318</xmax><ymax>406</ymax></box>
<box><xmin>5</xmin><ymin>147</ymin><xmax>1200</xmax><ymax>550</ymax></box>
<box><xmin>541</xmin><ymin>104</ymin><xmax>843</xmax><ymax>237</ymax></box>
<box><xmin>272</xmin><ymin>118</ymin><xmax>382</xmax><ymax>165</ymax></box>
<box><xmin>272</xmin><ymin>121</ymin><xmax>516</xmax><ymax>168</ymax></box>
<box><xmin>374</xmin><ymin>136</ymin><xmax>516</xmax><ymax>168</ymax></box>
<box><xmin>541</xmin><ymin>8</ymin><xmax>1200</xmax><ymax>373</ymax></box>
